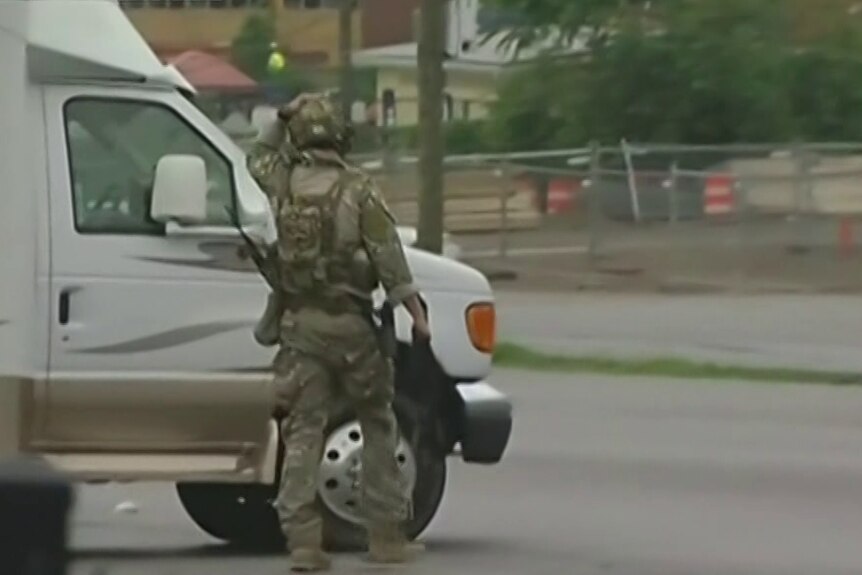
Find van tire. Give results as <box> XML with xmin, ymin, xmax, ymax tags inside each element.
<box><xmin>175</xmin><ymin>482</ymin><xmax>283</xmax><ymax>550</ymax></box>
<box><xmin>176</xmin><ymin>397</ymin><xmax>447</xmax><ymax>551</ymax></box>
<box><xmin>319</xmin><ymin>396</ymin><xmax>447</xmax><ymax>551</ymax></box>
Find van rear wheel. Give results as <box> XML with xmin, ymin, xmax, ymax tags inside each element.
<box><xmin>176</xmin><ymin>399</ymin><xmax>447</xmax><ymax>551</ymax></box>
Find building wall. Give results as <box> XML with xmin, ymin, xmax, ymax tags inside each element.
<box><xmin>359</xmin><ymin>0</ymin><xmax>483</xmax><ymax>53</ymax></box>
<box><xmin>446</xmin><ymin>0</ymin><xmax>481</xmax><ymax>57</ymax></box>
<box><xmin>123</xmin><ymin>3</ymin><xmax>361</xmax><ymax>66</ymax></box>
<box><xmin>359</xmin><ymin>0</ymin><xmax>420</xmax><ymax>48</ymax></box>
<box><xmin>376</xmin><ymin>67</ymin><xmax>497</xmax><ymax>126</ymax></box>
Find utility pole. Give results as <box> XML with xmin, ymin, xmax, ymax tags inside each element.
<box><xmin>417</xmin><ymin>0</ymin><xmax>446</xmax><ymax>254</ymax></box>
<box><xmin>338</xmin><ymin>0</ymin><xmax>355</xmax><ymax>124</ymax></box>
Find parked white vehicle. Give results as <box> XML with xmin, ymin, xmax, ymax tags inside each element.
<box><xmin>0</xmin><ymin>0</ymin><xmax>511</xmax><ymax>549</ymax></box>
<box><xmin>396</xmin><ymin>226</ymin><xmax>464</xmax><ymax>260</ymax></box>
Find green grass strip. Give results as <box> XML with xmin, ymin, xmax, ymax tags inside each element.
<box><xmin>493</xmin><ymin>342</ymin><xmax>862</xmax><ymax>385</ymax></box>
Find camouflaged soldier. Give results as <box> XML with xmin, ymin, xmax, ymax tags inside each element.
<box><xmin>247</xmin><ymin>93</ymin><xmax>431</xmax><ymax>572</ymax></box>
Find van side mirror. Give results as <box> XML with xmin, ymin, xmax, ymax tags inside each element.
<box><xmin>150</xmin><ymin>155</ymin><xmax>208</xmax><ymax>225</ymax></box>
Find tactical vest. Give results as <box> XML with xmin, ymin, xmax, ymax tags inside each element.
<box><xmin>275</xmin><ymin>157</ymin><xmax>377</xmax><ymax>313</ymax></box>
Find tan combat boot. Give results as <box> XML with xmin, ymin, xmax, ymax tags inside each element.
<box><xmin>366</xmin><ymin>523</ymin><xmax>425</xmax><ymax>564</ymax></box>
<box><xmin>290</xmin><ymin>548</ymin><xmax>332</xmax><ymax>573</ymax></box>
<box><xmin>288</xmin><ymin>525</ymin><xmax>332</xmax><ymax>573</ymax></box>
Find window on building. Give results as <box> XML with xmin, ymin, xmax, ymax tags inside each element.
<box><xmin>443</xmin><ymin>93</ymin><xmax>454</xmax><ymax>122</ymax></box>
<box><xmin>120</xmin><ymin>0</ymin><xmax>270</xmax><ymax>8</ymax></box>
<box><xmin>64</xmin><ymin>98</ymin><xmax>236</xmax><ymax>235</ymax></box>
<box><xmin>283</xmin><ymin>0</ymin><xmax>339</xmax><ymax>8</ymax></box>
<box><xmin>477</xmin><ymin>5</ymin><xmax>527</xmax><ymax>34</ymax></box>
<box><xmin>382</xmin><ymin>89</ymin><xmax>397</xmax><ymax>127</ymax></box>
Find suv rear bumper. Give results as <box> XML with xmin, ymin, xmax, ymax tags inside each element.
<box><xmin>454</xmin><ymin>382</ymin><xmax>512</xmax><ymax>464</ymax></box>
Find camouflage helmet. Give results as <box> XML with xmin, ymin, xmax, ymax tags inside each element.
<box><xmin>287</xmin><ymin>93</ymin><xmax>351</xmax><ymax>151</ymax></box>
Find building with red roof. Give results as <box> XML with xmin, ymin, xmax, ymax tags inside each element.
<box><xmin>168</xmin><ymin>50</ymin><xmax>258</xmax><ymax>93</ymax></box>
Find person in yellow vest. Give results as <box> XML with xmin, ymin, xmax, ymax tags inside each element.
<box><xmin>268</xmin><ymin>43</ymin><xmax>286</xmax><ymax>75</ymax></box>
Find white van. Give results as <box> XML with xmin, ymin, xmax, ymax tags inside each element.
<box><xmin>0</xmin><ymin>0</ymin><xmax>512</xmax><ymax>549</ymax></box>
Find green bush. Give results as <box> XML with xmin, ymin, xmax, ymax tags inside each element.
<box><xmin>350</xmin><ymin>120</ymin><xmax>492</xmax><ymax>156</ymax></box>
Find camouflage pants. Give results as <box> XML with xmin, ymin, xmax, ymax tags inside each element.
<box><xmin>272</xmin><ymin>308</ymin><xmax>410</xmax><ymax>547</ymax></box>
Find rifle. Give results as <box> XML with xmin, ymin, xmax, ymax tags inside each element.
<box><xmin>226</xmin><ymin>207</ymin><xmax>284</xmax><ymax>347</ymax></box>
<box><xmin>226</xmin><ymin>207</ymin><xmax>280</xmax><ymax>290</ymax></box>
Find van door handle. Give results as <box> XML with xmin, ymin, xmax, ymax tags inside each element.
<box><xmin>59</xmin><ymin>290</ymin><xmax>71</xmax><ymax>325</ymax></box>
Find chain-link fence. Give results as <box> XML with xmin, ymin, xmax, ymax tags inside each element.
<box><xmin>574</xmin><ymin>143</ymin><xmax>862</xmax><ymax>292</ymax></box>
<box><xmin>219</xmin><ymin>104</ymin><xmax>862</xmax><ymax>292</ymax></box>
<box><xmin>353</xmin><ymin>142</ymin><xmax>862</xmax><ymax>292</ymax></box>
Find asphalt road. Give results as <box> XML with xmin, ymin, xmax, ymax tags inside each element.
<box><xmin>497</xmin><ymin>291</ymin><xmax>862</xmax><ymax>371</ymax></box>
<box><xmin>72</xmin><ymin>369</ymin><xmax>862</xmax><ymax>575</ymax></box>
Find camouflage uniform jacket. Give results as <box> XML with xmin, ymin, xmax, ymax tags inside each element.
<box><xmin>246</xmin><ymin>119</ymin><xmax>418</xmax><ymax>315</ymax></box>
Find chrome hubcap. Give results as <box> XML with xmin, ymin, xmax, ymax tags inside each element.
<box><xmin>317</xmin><ymin>420</ymin><xmax>417</xmax><ymax>525</ymax></box>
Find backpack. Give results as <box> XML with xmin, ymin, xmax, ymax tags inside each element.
<box><xmin>276</xmin><ymin>159</ymin><xmax>367</xmax><ymax>299</ymax></box>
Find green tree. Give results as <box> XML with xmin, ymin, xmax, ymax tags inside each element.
<box><xmin>231</xmin><ymin>15</ymin><xmax>276</xmax><ymax>81</ymax></box>
<box><xmin>485</xmin><ymin>57</ymin><xmax>581</xmax><ymax>151</ymax></box>
<box><xmin>584</xmin><ymin>0</ymin><xmax>794</xmax><ymax>144</ymax></box>
<box><xmin>230</xmin><ymin>14</ymin><xmax>322</xmax><ymax>98</ymax></box>
<box><xmin>788</xmin><ymin>21</ymin><xmax>862</xmax><ymax>141</ymax></box>
<box><xmin>484</xmin><ymin>0</ymin><xmax>837</xmax><ymax>148</ymax></box>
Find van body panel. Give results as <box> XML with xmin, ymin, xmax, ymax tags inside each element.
<box><xmin>0</xmin><ymin>378</ymin><xmax>35</xmax><ymax>455</ymax></box>
<box><xmin>37</xmin><ymin>372</ymin><xmax>271</xmax><ymax>450</ymax></box>
<box><xmin>42</xmin><ymin>452</ymin><xmax>261</xmax><ymax>483</ymax></box>
<box><xmin>42</xmin><ymin>84</ymin><xmax>273</xmax><ymax>458</ymax></box>
<box><xmin>32</xmin><ymin>84</ymin><xmax>53</xmax><ymax>451</ymax></box>
<box><xmin>0</xmin><ymin>3</ymin><xmax>42</xmax><ymax>457</ymax></box>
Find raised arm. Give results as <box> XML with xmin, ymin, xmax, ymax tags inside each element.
<box><xmin>246</xmin><ymin>93</ymin><xmax>314</xmax><ymax>201</ymax></box>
